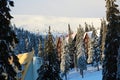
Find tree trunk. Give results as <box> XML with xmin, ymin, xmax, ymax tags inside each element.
<box><xmin>80</xmin><ymin>69</ymin><xmax>84</xmax><ymax>78</ymax></box>
<box><xmin>65</xmin><ymin>72</ymin><xmax>67</xmax><ymax>80</ymax></box>
<box><xmin>97</xmin><ymin>63</ymin><xmax>99</xmax><ymax>71</ymax></box>
<box><xmin>74</xmin><ymin>53</ymin><xmax>78</xmax><ymax>71</ymax></box>
<box><xmin>117</xmin><ymin>47</ymin><xmax>120</xmax><ymax>80</ymax></box>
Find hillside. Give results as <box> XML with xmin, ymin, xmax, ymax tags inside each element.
<box><xmin>63</xmin><ymin>66</ymin><xmax>102</xmax><ymax>80</ymax></box>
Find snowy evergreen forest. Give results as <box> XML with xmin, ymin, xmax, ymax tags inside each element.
<box><xmin>0</xmin><ymin>0</ymin><xmax>120</xmax><ymax>80</ymax></box>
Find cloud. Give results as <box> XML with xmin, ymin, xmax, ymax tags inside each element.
<box><xmin>11</xmin><ymin>15</ymin><xmax>101</xmax><ymax>33</ymax></box>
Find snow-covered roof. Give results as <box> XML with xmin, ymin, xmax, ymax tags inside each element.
<box><xmin>17</xmin><ymin>51</ymin><xmax>34</xmax><ymax>80</ymax></box>
<box><xmin>9</xmin><ymin>51</ymin><xmax>34</xmax><ymax>80</ymax></box>
<box><xmin>83</xmin><ymin>31</ymin><xmax>93</xmax><ymax>39</ymax></box>
<box><xmin>65</xmin><ymin>32</ymin><xmax>77</xmax><ymax>43</ymax></box>
<box><xmin>96</xmin><ymin>30</ymin><xmax>100</xmax><ymax>37</ymax></box>
<box><xmin>83</xmin><ymin>30</ymin><xmax>100</xmax><ymax>39</ymax></box>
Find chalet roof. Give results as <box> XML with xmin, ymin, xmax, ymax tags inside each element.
<box><xmin>83</xmin><ymin>30</ymin><xmax>100</xmax><ymax>40</ymax></box>
<box><xmin>56</xmin><ymin>37</ymin><xmax>62</xmax><ymax>45</ymax></box>
<box><xmin>65</xmin><ymin>32</ymin><xmax>77</xmax><ymax>43</ymax></box>
<box><xmin>83</xmin><ymin>31</ymin><xmax>93</xmax><ymax>39</ymax></box>
<box><xmin>9</xmin><ymin>51</ymin><xmax>34</xmax><ymax>79</ymax></box>
<box><xmin>96</xmin><ymin>29</ymin><xmax>100</xmax><ymax>37</ymax></box>
<box><xmin>9</xmin><ymin>52</ymin><xmax>34</xmax><ymax>65</ymax></box>
<box><xmin>17</xmin><ymin>52</ymin><xmax>34</xmax><ymax>65</ymax></box>
<box><xmin>17</xmin><ymin>51</ymin><xmax>34</xmax><ymax>80</ymax></box>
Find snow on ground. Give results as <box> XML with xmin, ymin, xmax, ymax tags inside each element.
<box><xmin>63</xmin><ymin>66</ymin><xmax>102</xmax><ymax>80</ymax></box>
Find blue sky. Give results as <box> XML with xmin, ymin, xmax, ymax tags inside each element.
<box><xmin>12</xmin><ymin>0</ymin><xmax>107</xmax><ymax>18</ymax></box>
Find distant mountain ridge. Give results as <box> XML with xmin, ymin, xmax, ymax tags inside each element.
<box><xmin>11</xmin><ymin>15</ymin><xmax>102</xmax><ymax>33</ymax></box>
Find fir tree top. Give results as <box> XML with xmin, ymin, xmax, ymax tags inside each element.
<box><xmin>106</xmin><ymin>0</ymin><xmax>120</xmax><ymax>21</ymax></box>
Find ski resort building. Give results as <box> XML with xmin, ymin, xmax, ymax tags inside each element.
<box><xmin>83</xmin><ymin>31</ymin><xmax>93</xmax><ymax>59</ymax></box>
<box><xmin>56</xmin><ymin>37</ymin><xmax>63</xmax><ymax>62</ymax></box>
<box><xmin>15</xmin><ymin>51</ymin><xmax>42</xmax><ymax>80</ymax></box>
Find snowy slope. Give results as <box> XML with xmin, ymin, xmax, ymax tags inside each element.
<box><xmin>63</xmin><ymin>66</ymin><xmax>102</xmax><ymax>80</ymax></box>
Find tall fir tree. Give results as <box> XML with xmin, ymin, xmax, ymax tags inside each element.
<box><xmin>87</xmin><ymin>29</ymin><xmax>99</xmax><ymax>65</ymax></box>
<box><xmin>102</xmin><ymin>0</ymin><xmax>120</xmax><ymax>80</ymax></box>
<box><xmin>75</xmin><ymin>25</ymin><xmax>85</xmax><ymax>68</ymax></box>
<box><xmin>37</xmin><ymin>26</ymin><xmax>62</xmax><ymax>80</ymax></box>
<box><xmin>25</xmin><ymin>38</ymin><xmax>29</xmax><ymax>52</ymax></box>
<box><xmin>38</xmin><ymin>39</ymin><xmax>43</xmax><ymax>57</ymax></box>
<box><xmin>85</xmin><ymin>22</ymin><xmax>89</xmax><ymax>32</ymax></box>
<box><xmin>67</xmin><ymin>24</ymin><xmax>74</xmax><ymax>69</ymax></box>
<box><xmin>99</xmin><ymin>19</ymin><xmax>107</xmax><ymax>63</ymax></box>
<box><xmin>87</xmin><ymin>35</ymin><xmax>94</xmax><ymax>64</ymax></box>
<box><xmin>75</xmin><ymin>25</ymin><xmax>86</xmax><ymax>78</ymax></box>
<box><xmin>0</xmin><ymin>0</ymin><xmax>21</xmax><ymax>80</ymax></box>
<box><xmin>77</xmin><ymin>42</ymin><xmax>86</xmax><ymax>78</ymax></box>
<box><xmin>92</xmin><ymin>29</ymin><xmax>100</xmax><ymax>70</ymax></box>
<box><xmin>60</xmin><ymin>37</ymin><xmax>71</xmax><ymax>80</ymax></box>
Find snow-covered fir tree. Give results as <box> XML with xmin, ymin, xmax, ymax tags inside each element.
<box><xmin>117</xmin><ymin>47</ymin><xmax>120</xmax><ymax>79</ymax></box>
<box><xmin>38</xmin><ymin>39</ymin><xmax>43</xmax><ymax>57</ymax></box>
<box><xmin>87</xmin><ymin>36</ymin><xmax>94</xmax><ymax>64</ymax></box>
<box><xmin>89</xmin><ymin>23</ymin><xmax>95</xmax><ymax>31</ymax></box>
<box><xmin>76</xmin><ymin>25</ymin><xmax>86</xmax><ymax>78</ymax></box>
<box><xmin>99</xmin><ymin>19</ymin><xmax>107</xmax><ymax>63</ymax></box>
<box><xmin>87</xmin><ymin>28</ymin><xmax>101</xmax><ymax>68</ymax></box>
<box><xmin>34</xmin><ymin>35</ymin><xmax>40</xmax><ymax>55</ymax></box>
<box><xmin>12</xmin><ymin>26</ymin><xmax>43</xmax><ymax>55</ymax></box>
<box><xmin>67</xmin><ymin>24</ymin><xmax>74</xmax><ymax>69</ymax></box>
<box><xmin>13</xmin><ymin>27</ymin><xmax>29</xmax><ymax>53</ymax></box>
<box><xmin>92</xmin><ymin>29</ymin><xmax>100</xmax><ymax>70</ymax></box>
<box><xmin>25</xmin><ymin>38</ymin><xmax>29</xmax><ymax>52</ymax></box>
<box><xmin>75</xmin><ymin>25</ymin><xmax>85</xmax><ymax>69</ymax></box>
<box><xmin>85</xmin><ymin>22</ymin><xmax>89</xmax><ymax>32</ymax></box>
<box><xmin>19</xmin><ymin>35</ymin><xmax>26</xmax><ymax>53</ymax></box>
<box><xmin>0</xmin><ymin>0</ymin><xmax>21</xmax><ymax>79</ymax></box>
<box><xmin>102</xmin><ymin>0</ymin><xmax>120</xmax><ymax>80</ymax></box>
<box><xmin>60</xmin><ymin>37</ymin><xmax>71</xmax><ymax>80</ymax></box>
<box><xmin>77</xmin><ymin>43</ymin><xmax>87</xmax><ymax>78</ymax></box>
<box><xmin>37</xmin><ymin>26</ymin><xmax>62</xmax><ymax>80</ymax></box>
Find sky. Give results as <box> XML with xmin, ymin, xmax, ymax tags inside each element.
<box><xmin>11</xmin><ymin>0</ymin><xmax>107</xmax><ymax>18</ymax></box>
<box><xmin>10</xmin><ymin>0</ymin><xmax>120</xmax><ymax>33</ymax></box>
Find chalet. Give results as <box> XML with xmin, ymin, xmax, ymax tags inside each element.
<box><xmin>83</xmin><ymin>31</ymin><xmax>93</xmax><ymax>59</ymax></box>
<box><xmin>10</xmin><ymin>50</ymin><xmax>42</xmax><ymax>80</ymax></box>
<box><xmin>56</xmin><ymin>33</ymin><xmax>76</xmax><ymax>65</ymax></box>
<box><xmin>56</xmin><ymin>37</ymin><xmax>63</xmax><ymax>62</ymax></box>
<box><xmin>83</xmin><ymin>30</ymin><xmax>100</xmax><ymax>62</ymax></box>
<box><xmin>65</xmin><ymin>33</ymin><xmax>76</xmax><ymax>43</ymax></box>
<box><xmin>65</xmin><ymin>32</ymin><xmax>77</xmax><ymax>68</ymax></box>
